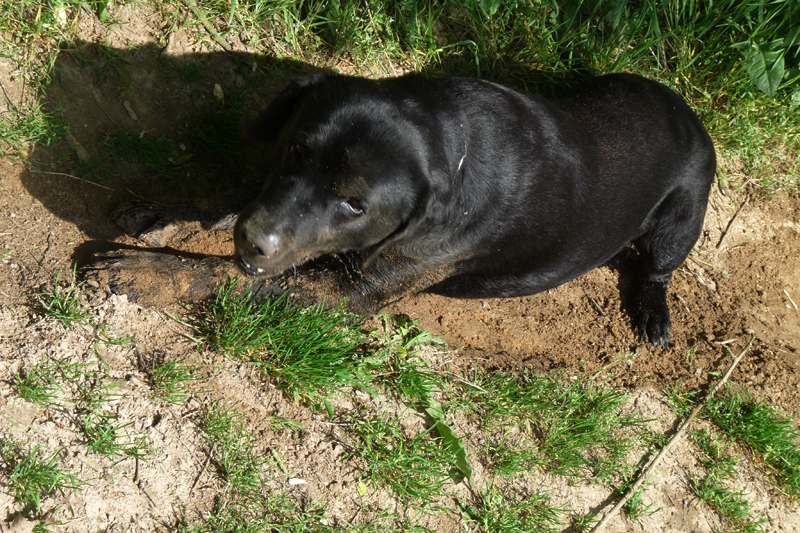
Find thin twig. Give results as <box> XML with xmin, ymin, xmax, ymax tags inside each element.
<box><xmin>784</xmin><ymin>289</ymin><xmax>798</xmax><ymax>311</ymax></box>
<box><xmin>0</xmin><ymin>78</ymin><xmax>18</xmax><ymax>110</ymax></box>
<box><xmin>138</xmin><ymin>480</ymin><xmax>158</xmax><ymax>507</ymax></box>
<box><xmin>184</xmin><ymin>0</ymin><xmax>233</xmax><ymax>52</ymax></box>
<box><xmin>190</xmin><ymin>448</ymin><xmax>213</xmax><ymax>494</ymax></box>
<box><xmin>589</xmin><ymin>334</ymin><xmax>755</xmax><ymax>533</ymax></box>
<box><xmin>716</xmin><ymin>195</ymin><xmax>749</xmax><ymax>249</ymax></box>
<box><xmin>585</xmin><ymin>291</ymin><xmax>606</xmax><ymax>317</ymax></box>
<box><xmin>28</xmin><ymin>169</ymin><xmax>114</xmax><ymax>191</ymax></box>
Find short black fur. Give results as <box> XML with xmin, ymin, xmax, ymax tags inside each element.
<box><xmin>233</xmin><ymin>72</ymin><xmax>716</xmax><ymax>347</ymax></box>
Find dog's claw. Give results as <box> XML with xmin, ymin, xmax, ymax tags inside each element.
<box><xmin>633</xmin><ymin>280</ymin><xmax>672</xmax><ymax>348</ymax></box>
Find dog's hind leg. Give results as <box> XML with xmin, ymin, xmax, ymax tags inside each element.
<box><xmin>632</xmin><ymin>184</ymin><xmax>711</xmax><ymax>347</ymax></box>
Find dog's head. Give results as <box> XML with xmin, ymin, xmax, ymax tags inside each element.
<box><xmin>234</xmin><ymin>73</ymin><xmax>438</xmax><ymax>278</ymax></box>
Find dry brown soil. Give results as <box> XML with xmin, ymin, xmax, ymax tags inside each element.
<box><xmin>1</xmin><ymin>4</ymin><xmax>799</xmax><ymax>532</ymax></box>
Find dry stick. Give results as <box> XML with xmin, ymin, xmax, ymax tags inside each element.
<box><xmin>28</xmin><ymin>169</ymin><xmax>114</xmax><ymax>191</ymax></box>
<box><xmin>184</xmin><ymin>0</ymin><xmax>233</xmax><ymax>52</ymax></box>
<box><xmin>0</xmin><ymin>78</ymin><xmax>18</xmax><ymax>110</ymax></box>
<box><xmin>716</xmin><ymin>195</ymin><xmax>749</xmax><ymax>249</ymax></box>
<box><xmin>585</xmin><ymin>291</ymin><xmax>606</xmax><ymax>317</ymax></box>
<box><xmin>589</xmin><ymin>334</ymin><xmax>755</xmax><ymax>533</ymax></box>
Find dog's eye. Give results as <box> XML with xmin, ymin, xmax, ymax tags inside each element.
<box><xmin>288</xmin><ymin>143</ymin><xmax>305</xmax><ymax>157</ymax></box>
<box><xmin>343</xmin><ymin>197</ymin><xmax>364</xmax><ymax>215</ymax></box>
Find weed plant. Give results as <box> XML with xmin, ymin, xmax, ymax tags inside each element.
<box><xmin>364</xmin><ymin>313</ymin><xmax>447</xmax><ymax>406</ymax></box>
<box><xmin>109</xmin><ymin>130</ymin><xmax>178</xmax><ymax>175</ymax></box>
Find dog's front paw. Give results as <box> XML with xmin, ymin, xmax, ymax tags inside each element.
<box><xmin>82</xmin><ymin>250</ymin><xmax>240</xmax><ymax>307</ymax></box>
<box><xmin>632</xmin><ymin>280</ymin><xmax>671</xmax><ymax>348</ymax></box>
<box><xmin>113</xmin><ymin>199</ymin><xmax>188</xmax><ymax>247</ymax></box>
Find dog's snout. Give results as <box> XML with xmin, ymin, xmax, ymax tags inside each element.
<box><xmin>240</xmin><ymin>229</ymin><xmax>280</xmax><ymax>257</ymax></box>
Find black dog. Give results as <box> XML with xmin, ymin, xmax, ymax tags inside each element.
<box><xmin>231</xmin><ymin>72</ymin><xmax>715</xmax><ymax>347</ymax></box>
<box><xmin>86</xmin><ymin>72</ymin><xmax>715</xmax><ymax>347</ymax></box>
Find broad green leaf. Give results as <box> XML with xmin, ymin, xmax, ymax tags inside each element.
<box><xmin>425</xmin><ymin>403</ymin><xmax>472</xmax><ymax>479</ymax></box>
<box><xmin>735</xmin><ymin>39</ymin><xmax>786</xmax><ymax>96</ymax></box>
<box><xmin>434</xmin><ymin>419</ymin><xmax>472</xmax><ymax>480</ymax></box>
<box><xmin>479</xmin><ymin>0</ymin><xmax>501</xmax><ymax>16</ymax></box>
<box><xmin>94</xmin><ymin>0</ymin><xmax>111</xmax><ymax>21</ymax></box>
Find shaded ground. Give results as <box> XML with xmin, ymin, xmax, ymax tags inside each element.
<box><xmin>1</xmin><ymin>4</ymin><xmax>799</xmax><ymax>532</ymax></box>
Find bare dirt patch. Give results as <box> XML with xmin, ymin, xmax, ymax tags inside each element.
<box><xmin>1</xmin><ymin>4</ymin><xmax>799</xmax><ymax>532</ymax></box>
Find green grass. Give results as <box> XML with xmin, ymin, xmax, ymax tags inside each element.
<box><xmin>667</xmin><ymin>385</ymin><xmax>800</xmax><ymax>498</ymax></box>
<box><xmin>343</xmin><ymin>412</ymin><xmax>458</xmax><ymax>501</ymax></box>
<box><xmin>0</xmin><ymin>103</ymin><xmax>67</xmax><ymax>156</ymax></box>
<box><xmin>619</xmin><ymin>476</ymin><xmax>655</xmax><ymax>520</ymax></box>
<box><xmin>31</xmin><ymin>266</ymin><xmax>91</xmax><ymax>330</ymax></box>
<box><xmin>459</xmin><ymin>488</ymin><xmax>564</xmax><ymax>533</ymax></box>
<box><xmin>688</xmin><ymin>429</ymin><xmax>767</xmax><ymax>533</ymax></box>
<box><xmin>201</xmin><ymin>400</ymin><xmax>271</xmax><ymax>491</ymax></box>
<box><xmin>150</xmin><ymin>357</ymin><xmax>206</xmax><ymax>405</ymax></box>
<box><xmin>463</xmin><ymin>370</ymin><xmax>643</xmax><ymax>481</ymax></box>
<box><xmin>14</xmin><ymin>361</ymin><xmax>62</xmax><ymax>406</ymax></box>
<box><xmin>364</xmin><ymin>313</ymin><xmax>448</xmax><ymax>406</ymax></box>
<box><xmin>703</xmin><ymin>389</ymin><xmax>800</xmax><ymax>497</ymax></box>
<box><xmin>0</xmin><ymin>440</ymin><xmax>83</xmax><ymax>519</ymax></box>
<box><xmin>81</xmin><ymin>413</ymin><xmax>150</xmax><ymax>459</ymax></box>
<box><xmin>690</xmin><ymin>477</ymin><xmax>765</xmax><ymax>533</ymax></box>
<box><xmin>109</xmin><ymin>130</ymin><xmax>180</xmax><ymax>176</ymax></box>
<box><xmin>198</xmin><ymin>280</ymin><xmax>365</xmax><ymax>402</ymax></box>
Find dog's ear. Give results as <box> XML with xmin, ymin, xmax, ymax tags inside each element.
<box><xmin>246</xmin><ymin>71</ymin><xmax>328</xmax><ymax>143</ymax></box>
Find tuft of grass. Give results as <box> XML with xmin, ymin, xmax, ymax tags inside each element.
<box><xmin>0</xmin><ymin>440</ymin><xmax>83</xmax><ymax>518</ymax></box>
<box><xmin>693</xmin><ymin>428</ymin><xmax>738</xmax><ymax>479</ymax></box>
<box><xmin>344</xmin><ymin>413</ymin><xmax>456</xmax><ymax>501</ymax></box>
<box><xmin>667</xmin><ymin>384</ymin><xmax>800</xmax><ymax>497</ymax></box>
<box><xmin>463</xmin><ymin>371</ymin><xmax>643</xmax><ymax>480</ymax></box>
<box><xmin>200</xmin><ymin>400</ymin><xmax>270</xmax><ymax>491</ymax></box>
<box><xmin>620</xmin><ymin>478</ymin><xmax>656</xmax><ymax>520</ymax></box>
<box><xmin>150</xmin><ymin>357</ymin><xmax>206</xmax><ymax>405</ymax></box>
<box><xmin>483</xmin><ymin>435</ymin><xmax>538</xmax><ymax>478</ymax></box>
<box><xmin>189</xmin><ymin>103</ymin><xmax>244</xmax><ymax>156</ymax></box>
<box><xmin>108</xmin><ymin>130</ymin><xmax>179</xmax><ymax>175</ymax></box>
<box><xmin>199</xmin><ymin>280</ymin><xmax>365</xmax><ymax>402</ymax></box>
<box><xmin>14</xmin><ymin>361</ymin><xmax>62</xmax><ymax>406</ymax></box>
<box><xmin>31</xmin><ymin>266</ymin><xmax>91</xmax><ymax>330</ymax></box>
<box><xmin>690</xmin><ymin>476</ymin><xmax>766</xmax><ymax>533</ymax></box>
<box><xmin>459</xmin><ymin>488</ymin><xmax>564</xmax><ymax>533</ymax></box>
<box><xmin>0</xmin><ymin>103</ymin><xmax>67</xmax><ymax>156</ymax></box>
<box><xmin>81</xmin><ymin>412</ymin><xmax>149</xmax><ymax>459</ymax></box>
<box><xmin>703</xmin><ymin>389</ymin><xmax>800</xmax><ymax>497</ymax></box>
